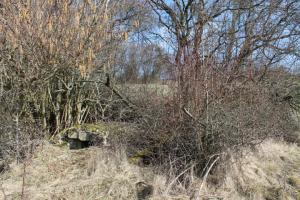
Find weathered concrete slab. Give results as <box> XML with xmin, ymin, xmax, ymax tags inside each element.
<box><xmin>68</xmin><ymin>131</ymin><xmax>79</xmax><ymax>139</ymax></box>
<box><xmin>78</xmin><ymin>131</ymin><xmax>91</xmax><ymax>141</ymax></box>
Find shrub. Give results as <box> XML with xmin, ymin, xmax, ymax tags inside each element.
<box><xmin>127</xmin><ymin>73</ymin><xmax>299</xmax><ymax>184</ymax></box>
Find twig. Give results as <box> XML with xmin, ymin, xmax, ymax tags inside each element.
<box><xmin>182</xmin><ymin>107</ymin><xmax>196</xmax><ymax>121</ymax></box>
<box><xmin>182</xmin><ymin>107</ymin><xmax>206</xmax><ymax>129</ymax></box>
<box><xmin>21</xmin><ymin>160</ymin><xmax>27</xmax><ymax>200</ymax></box>
<box><xmin>198</xmin><ymin>156</ymin><xmax>220</xmax><ymax>197</ymax></box>
<box><xmin>0</xmin><ymin>183</ymin><xmax>7</xmax><ymax>200</ymax></box>
<box><xmin>78</xmin><ymin>80</ymin><xmax>137</xmax><ymax>110</ymax></box>
<box><xmin>164</xmin><ymin>165</ymin><xmax>193</xmax><ymax>196</ymax></box>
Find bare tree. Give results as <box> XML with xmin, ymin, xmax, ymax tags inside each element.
<box><xmin>0</xmin><ymin>0</ymin><xmax>142</xmax><ymax>134</ymax></box>
<box><xmin>125</xmin><ymin>0</ymin><xmax>300</xmax><ymax>180</ymax></box>
<box><xmin>148</xmin><ymin>0</ymin><xmax>300</xmax><ymax>110</ymax></box>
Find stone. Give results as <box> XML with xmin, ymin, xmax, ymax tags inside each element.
<box><xmin>68</xmin><ymin>131</ymin><xmax>79</xmax><ymax>139</ymax></box>
<box><xmin>136</xmin><ymin>181</ymin><xmax>153</xmax><ymax>200</ymax></box>
<box><xmin>58</xmin><ymin>123</ymin><xmax>122</xmax><ymax>149</ymax></box>
<box><xmin>0</xmin><ymin>160</ymin><xmax>8</xmax><ymax>173</ymax></box>
<box><xmin>78</xmin><ymin>131</ymin><xmax>91</xmax><ymax>141</ymax></box>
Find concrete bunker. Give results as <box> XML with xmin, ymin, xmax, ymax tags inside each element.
<box><xmin>61</xmin><ymin>130</ymin><xmax>104</xmax><ymax>150</ymax></box>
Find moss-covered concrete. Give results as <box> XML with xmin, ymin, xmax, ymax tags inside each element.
<box><xmin>51</xmin><ymin>122</ymin><xmax>136</xmax><ymax>145</ymax></box>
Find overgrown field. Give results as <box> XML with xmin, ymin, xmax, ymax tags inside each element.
<box><xmin>1</xmin><ymin>139</ymin><xmax>300</xmax><ymax>200</ymax></box>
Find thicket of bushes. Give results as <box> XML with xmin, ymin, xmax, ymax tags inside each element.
<box><xmin>127</xmin><ymin>72</ymin><xmax>299</xmax><ymax>183</ymax></box>
<box><xmin>0</xmin><ymin>0</ymin><xmax>299</xmax><ymax>186</ymax></box>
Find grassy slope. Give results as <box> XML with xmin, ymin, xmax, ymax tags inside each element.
<box><xmin>1</xmin><ymin>139</ymin><xmax>299</xmax><ymax>200</ymax></box>
<box><xmin>223</xmin><ymin>140</ymin><xmax>300</xmax><ymax>200</ymax></box>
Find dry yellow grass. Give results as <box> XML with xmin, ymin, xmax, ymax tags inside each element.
<box><xmin>0</xmin><ymin>139</ymin><xmax>299</xmax><ymax>200</ymax></box>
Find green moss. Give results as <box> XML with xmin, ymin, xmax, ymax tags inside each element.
<box><xmin>287</xmin><ymin>176</ymin><xmax>300</xmax><ymax>189</ymax></box>
<box><xmin>296</xmin><ymin>190</ymin><xmax>300</xmax><ymax>200</ymax></box>
<box><xmin>80</xmin><ymin>123</ymin><xmax>118</xmax><ymax>134</ymax></box>
<box><xmin>49</xmin><ymin>126</ymin><xmax>77</xmax><ymax>143</ymax></box>
<box><xmin>77</xmin><ymin>122</ymin><xmax>131</xmax><ymax>136</ymax></box>
<box><xmin>128</xmin><ymin>149</ymin><xmax>152</xmax><ymax>165</ymax></box>
<box><xmin>53</xmin><ymin>142</ymin><xmax>69</xmax><ymax>148</ymax></box>
<box><xmin>263</xmin><ymin>187</ymin><xmax>286</xmax><ymax>200</ymax></box>
<box><xmin>128</xmin><ymin>156</ymin><xmax>142</xmax><ymax>165</ymax></box>
<box><xmin>51</xmin><ymin>122</ymin><xmax>134</xmax><ymax>144</ymax></box>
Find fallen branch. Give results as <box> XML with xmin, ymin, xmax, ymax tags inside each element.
<box><xmin>182</xmin><ymin>107</ymin><xmax>206</xmax><ymax>129</ymax></box>
<box><xmin>78</xmin><ymin>80</ymin><xmax>137</xmax><ymax>110</ymax></box>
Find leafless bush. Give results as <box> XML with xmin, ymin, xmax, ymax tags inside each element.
<box><xmin>0</xmin><ymin>0</ymin><xmax>143</xmax><ymax>135</ymax></box>
<box><xmin>0</xmin><ymin>112</ymin><xmax>43</xmax><ymax>164</ymax></box>
<box><xmin>127</xmin><ymin>71</ymin><xmax>299</xmax><ymax>185</ymax></box>
<box><xmin>0</xmin><ymin>0</ymin><xmax>299</xmax><ymax>189</ymax></box>
<box><xmin>127</xmin><ymin>0</ymin><xmax>300</xmax><ymax>180</ymax></box>
<box><xmin>0</xmin><ymin>78</ymin><xmax>40</xmax><ymax>163</ymax></box>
